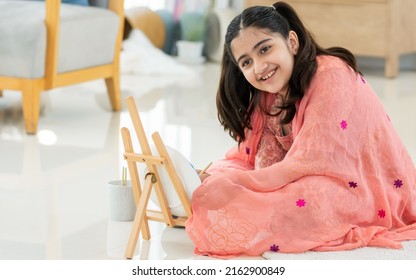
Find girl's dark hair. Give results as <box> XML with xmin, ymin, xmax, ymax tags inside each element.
<box><xmin>216</xmin><ymin>1</ymin><xmax>361</xmax><ymax>144</ymax></box>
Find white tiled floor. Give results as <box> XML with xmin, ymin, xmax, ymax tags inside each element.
<box><xmin>1</xmin><ymin>58</ymin><xmax>416</xmax><ymax>260</ymax></box>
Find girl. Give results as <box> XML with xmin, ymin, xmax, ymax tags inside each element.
<box><xmin>185</xmin><ymin>1</ymin><xmax>416</xmax><ymax>258</ymax></box>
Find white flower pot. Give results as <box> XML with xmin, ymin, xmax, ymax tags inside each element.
<box><xmin>176</xmin><ymin>40</ymin><xmax>205</xmax><ymax>64</ymax></box>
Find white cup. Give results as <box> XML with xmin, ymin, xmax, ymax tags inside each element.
<box><xmin>107</xmin><ymin>180</ymin><xmax>136</xmax><ymax>221</ymax></box>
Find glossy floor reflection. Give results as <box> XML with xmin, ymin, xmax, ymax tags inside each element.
<box><xmin>0</xmin><ymin>59</ymin><xmax>416</xmax><ymax>260</ymax></box>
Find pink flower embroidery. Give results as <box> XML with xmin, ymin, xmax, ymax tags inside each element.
<box><xmin>296</xmin><ymin>199</ymin><xmax>306</xmax><ymax>207</ymax></box>
<box><xmin>394</xmin><ymin>179</ymin><xmax>403</xmax><ymax>188</ymax></box>
<box><xmin>270</xmin><ymin>244</ymin><xmax>279</xmax><ymax>252</ymax></box>
<box><xmin>378</xmin><ymin>209</ymin><xmax>386</xmax><ymax>218</ymax></box>
<box><xmin>340</xmin><ymin>120</ymin><xmax>348</xmax><ymax>130</ymax></box>
<box><xmin>348</xmin><ymin>181</ymin><xmax>358</xmax><ymax>188</ymax></box>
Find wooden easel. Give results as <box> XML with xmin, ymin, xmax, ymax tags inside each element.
<box><xmin>121</xmin><ymin>96</ymin><xmax>192</xmax><ymax>259</ymax></box>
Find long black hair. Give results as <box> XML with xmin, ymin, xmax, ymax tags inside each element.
<box><xmin>216</xmin><ymin>1</ymin><xmax>360</xmax><ymax>144</ymax></box>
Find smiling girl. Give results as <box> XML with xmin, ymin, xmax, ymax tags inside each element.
<box><xmin>185</xmin><ymin>1</ymin><xmax>416</xmax><ymax>258</ymax></box>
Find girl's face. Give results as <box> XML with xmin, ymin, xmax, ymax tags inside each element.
<box><xmin>231</xmin><ymin>27</ymin><xmax>299</xmax><ymax>96</ymax></box>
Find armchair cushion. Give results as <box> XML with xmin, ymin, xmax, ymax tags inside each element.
<box><xmin>0</xmin><ymin>1</ymin><xmax>120</xmax><ymax>78</ymax></box>
<box><xmin>0</xmin><ymin>2</ymin><xmax>46</xmax><ymax>78</ymax></box>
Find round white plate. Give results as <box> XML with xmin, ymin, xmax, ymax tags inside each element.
<box><xmin>140</xmin><ymin>145</ymin><xmax>201</xmax><ymax>217</ymax></box>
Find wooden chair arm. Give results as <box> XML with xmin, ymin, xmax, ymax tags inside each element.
<box><xmin>43</xmin><ymin>0</ymin><xmax>124</xmax><ymax>89</ymax></box>
<box><xmin>109</xmin><ymin>0</ymin><xmax>125</xmax><ymax>16</ymax></box>
<box><xmin>108</xmin><ymin>0</ymin><xmax>125</xmax><ymax>67</ymax></box>
<box><xmin>44</xmin><ymin>0</ymin><xmax>61</xmax><ymax>88</ymax></box>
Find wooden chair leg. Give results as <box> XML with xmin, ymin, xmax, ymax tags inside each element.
<box><xmin>105</xmin><ymin>74</ymin><xmax>121</xmax><ymax>111</ymax></box>
<box><xmin>21</xmin><ymin>81</ymin><xmax>43</xmax><ymax>134</ymax></box>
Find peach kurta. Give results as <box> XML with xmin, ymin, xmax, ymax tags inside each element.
<box><xmin>185</xmin><ymin>55</ymin><xmax>416</xmax><ymax>258</ymax></box>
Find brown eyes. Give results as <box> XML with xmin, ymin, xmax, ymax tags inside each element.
<box><xmin>241</xmin><ymin>59</ymin><xmax>251</xmax><ymax>68</ymax></box>
<box><xmin>260</xmin><ymin>46</ymin><xmax>271</xmax><ymax>54</ymax></box>
<box><xmin>240</xmin><ymin>45</ymin><xmax>271</xmax><ymax>68</ymax></box>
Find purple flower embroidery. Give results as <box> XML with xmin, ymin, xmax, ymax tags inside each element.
<box><xmin>394</xmin><ymin>179</ymin><xmax>403</xmax><ymax>188</ymax></box>
<box><xmin>296</xmin><ymin>199</ymin><xmax>306</xmax><ymax>207</ymax></box>
<box><xmin>348</xmin><ymin>181</ymin><xmax>358</xmax><ymax>188</ymax></box>
<box><xmin>360</xmin><ymin>76</ymin><xmax>366</xmax><ymax>84</ymax></box>
<box><xmin>378</xmin><ymin>209</ymin><xmax>386</xmax><ymax>218</ymax></box>
<box><xmin>245</xmin><ymin>147</ymin><xmax>250</xmax><ymax>155</ymax></box>
<box><xmin>270</xmin><ymin>244</ymin><xmax>280</xmax><ymax>252</ymax></box>
<box><xmin>340</xmin><ymin>120</ymin><xmax>348</xmax><ymax>130</ymax></box>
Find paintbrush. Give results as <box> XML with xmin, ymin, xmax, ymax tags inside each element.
<box><xmin>199</xmin><ymin>162</ymin><xmax>212</xmax><ymax>174</ymax></box>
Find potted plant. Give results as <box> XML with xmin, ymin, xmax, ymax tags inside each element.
<box><xmin>176</xmin><ymin>11</ymin><xmax>206</xmax><ymax>64</ymax></box>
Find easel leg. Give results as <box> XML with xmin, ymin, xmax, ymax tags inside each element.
<box><xmin>121</xmin><ymin>127</ymin><xmax>150</xmax><ymax>240</ymax></box>
<box><xmin>124</xmin><ymin>175</ymin><xmax>153</xmax><ymax>259</ymax></box>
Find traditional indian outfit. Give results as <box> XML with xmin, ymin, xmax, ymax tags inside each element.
<box><xmin>185</xmin><ymin>55</ymin><xmax>416</xmax><ymax>258</ymax></box>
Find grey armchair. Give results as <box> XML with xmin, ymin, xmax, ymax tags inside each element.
<box><xmin>0</xmin><ymin>0</ymin><xmax>125</xmax><ymax>134</ymax></box>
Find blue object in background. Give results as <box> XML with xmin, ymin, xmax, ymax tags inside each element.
<box><xmin>63</xmin><ymin>0</ymin><xmax>89</xmax><ymax>5</ymax></box>
<box><xmin>156</xmin><ymin>10</ymin><xmax>180</xmax><ymax>55</ymax></box>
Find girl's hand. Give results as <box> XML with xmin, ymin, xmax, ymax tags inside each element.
<box><xmin>199</xmin><ymin>172</ymin><xmax>211</xmax><ymax>183</ymax></box>
<box><xmin>196</xmin><ymin>162</ymin><xmax>212</xmax><ymax>183</ymax></box>
<box><xmin>196</xmin><ymin>169</ymin><xmax>211</xmax><ymax>183</ymax></box>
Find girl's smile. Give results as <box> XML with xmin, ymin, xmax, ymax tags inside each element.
<box><xmin>260</xmin><ymin>70</ymin><xmax>276</xmax><ymax>81</ymax></box>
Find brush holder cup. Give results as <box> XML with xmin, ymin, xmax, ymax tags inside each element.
<box><xmin>107</xmin><ymin>180</ymin><xmax>136</xmax><ymax>221</ymax></box>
